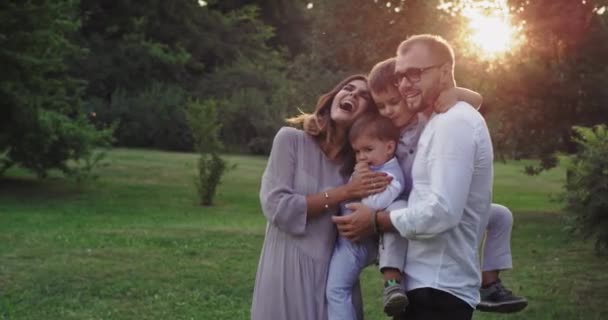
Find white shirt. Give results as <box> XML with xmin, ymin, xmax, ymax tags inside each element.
<box><xmin>389</xmin><ymin>102</ymin><xmax>494</xmax><ymax>308</ymax></box>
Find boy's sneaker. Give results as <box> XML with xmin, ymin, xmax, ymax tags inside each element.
<box><xmin>477</xmin><ymin>279</ymin><xmax>528</xmax><ymax>313</ymax></box>
<box><xmin>383</xmin><ymin>279</ymin><xmax>408</xmax><ymax>317</ymax></box>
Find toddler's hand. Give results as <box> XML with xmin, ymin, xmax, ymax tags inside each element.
<box><xmin>354</xmin><ymin>161</ymin><xmax>370</xmax><ymax>175</ymax></box>
<box><xmin>351</xmin><ymin>162</ymin><xmax>370</xmax><ymax>182</ymax></box>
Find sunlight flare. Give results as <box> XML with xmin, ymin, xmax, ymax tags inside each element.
<box><xmin>467</xmin><ymin>11</ymin><xmax>517</xmax><ymax>55</ymax></box>
<box><xmin>439</xmin><ymin>0</ymin><xmax>525</xmax><ymax>59</ymax></box>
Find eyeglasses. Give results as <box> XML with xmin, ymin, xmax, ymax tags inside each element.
<box><xmin>395</xmin><ymin>63</ymin><xmax>444</xmax><ymax>85</ymax></box>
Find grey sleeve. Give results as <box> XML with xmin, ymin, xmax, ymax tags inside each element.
<box><xmin>259</xmin><ymin>127</ymin><xmax>308</xmax><ymax>235</ymax></box>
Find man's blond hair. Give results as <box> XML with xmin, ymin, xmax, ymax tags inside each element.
<box><xmin>396</xmin><ymin>34</ymin><xmax>455</xmax><ymax>70</ymax></box>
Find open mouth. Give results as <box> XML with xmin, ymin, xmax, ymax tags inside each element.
<box><xmin>339</xmin><ymin>100</ymin><xmax>355</xmax><ymax>112</ymax></box>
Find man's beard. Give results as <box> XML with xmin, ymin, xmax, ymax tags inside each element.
<box><xmin>407</xmin><ymin>89</ymin><xmax>438</xmax><ymax>114</ymax></box>
<box><xmin>406</xmin><ymin>99</ymin><xmax>428</xmax><ymax>114</ymax></box>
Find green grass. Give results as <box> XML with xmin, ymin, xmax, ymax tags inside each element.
<box><xmin>0</xmin><ymin>148</ymin><xmax>606</xmax><ymax>319</ymax></box>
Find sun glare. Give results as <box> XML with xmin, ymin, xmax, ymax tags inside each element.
<box><xmin>439</xmin><ymin>0</ymin><xmax>525</xmax><ymax>59</ymax></box>
<box><xmin>467</xmin><ymin>12</ymin><xmax>516</xmax><ymax>55</ymax></box>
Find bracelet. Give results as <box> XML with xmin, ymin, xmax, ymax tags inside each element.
<box><xmin>371</xmin><ymin>210</ymin><xmax>378</xmax><ymax>234</ymax></box>
<box><xmin>323</xmin><ymin>191</ymin><xmax>330</xmax><ymax>210</ymax></box>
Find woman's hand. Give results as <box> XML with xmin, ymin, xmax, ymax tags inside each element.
<box><xmin>346</xmin><ymin>170</ymin><xmax>392</xmax><ymax>199</ymax></box>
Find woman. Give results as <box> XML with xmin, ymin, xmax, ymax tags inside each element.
<box><xmin>251</xmin><ymin>75</ymin><xmax>390</xmax><ymax>320</ymax></box>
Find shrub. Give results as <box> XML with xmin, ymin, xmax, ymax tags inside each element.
<box><xmin>5</xmin><ymin>110</ymin><xmax>113</xmax><ymax>179</ymax></box>
<box><xmin>186</xmin><ymin>99</ymin><xmax>230</xmax><ymax>206</ymax></box>
<box><xmin>563</xmin><ymin>125</ymin><xmax>608</xmax><ymax>255</ymax></box>
<box><xmin>195</xmin><ymin>153</ymin><xmax>227</xmax><ymax>206</ymax></box>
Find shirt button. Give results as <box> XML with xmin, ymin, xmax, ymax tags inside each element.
<box><xmin>409</xmin><ymin>149</ymin><xmax>414</xmax><ymax>154</ymax></box>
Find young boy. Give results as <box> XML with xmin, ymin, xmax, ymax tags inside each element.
<box><xmin>367</xmin><ymin>57</ymin><xmax>526</xmax><ymax>316</ymax></box>
<box><xmin>325</xmin><ymin>113</ymin><xmax>406</xmax><ymax>320</ymax></box>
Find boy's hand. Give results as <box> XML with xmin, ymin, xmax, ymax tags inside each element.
<box><xmin>434</xmin><ymin>87</ymin><xmax>459</xmax><ymax>113</ymax></box>
<box><xmin>303</xmin><ymin>114</ymin><xmax>324</xmax><ymax>136</ymax></box>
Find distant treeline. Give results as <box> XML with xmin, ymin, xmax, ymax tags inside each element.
<box><xmin>2</xmin><ymin>0</ymin><xmax>608</xmax><ymax>176</ymax></box>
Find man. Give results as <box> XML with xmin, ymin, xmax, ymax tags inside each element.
<box><xmin>334</xmin><ymin>34</ymin><xmax>493</xmax><ymax>320</ymax></box>
<box><xmin>365</xmin><ymin>57</ymin><xmax>527</xmax><ymax>315</ymax></box>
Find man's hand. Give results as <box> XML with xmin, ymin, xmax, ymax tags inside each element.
<box><xmin>332</xmin><ymin>202</ymin><xmax>374</xmax><ymax>242</ymax></box>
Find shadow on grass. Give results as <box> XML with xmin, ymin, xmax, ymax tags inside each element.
<box><xmin>0</xmin><ymin>176</ymin><xmax>87</xmax><ymax>201</ymax></box>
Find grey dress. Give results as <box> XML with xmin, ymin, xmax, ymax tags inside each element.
<box><xmin>251</xmin><ymin>127</ymin><xmax>361</xmax><ymax>320</ymax></box>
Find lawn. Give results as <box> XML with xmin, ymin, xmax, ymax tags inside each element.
<box><xmin>0</xmin><ymin>148</ymin><xmax>606</xmax><ymax>320</ymax></box>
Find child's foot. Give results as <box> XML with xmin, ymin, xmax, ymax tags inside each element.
<box><xmin>477</xmin><ymin>279</ymin><xmax>527</xmax><ymax>313</ymax></box>
<box><xmin>383</xmin><ymin>279</ymin><xmax>408</xmax><ymax>317</ymax></box>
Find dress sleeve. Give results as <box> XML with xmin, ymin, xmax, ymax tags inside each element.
<box><xmin>259</xmin><ymin>127</ymin><xmax>308</xmax><ymax>235</ymax></box>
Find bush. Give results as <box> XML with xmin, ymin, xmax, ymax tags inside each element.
<box><xmin>563</xmin><ymin>125</ymin><xmax>608</xmax><ymax>255</ymax></box>
<box><xmin>186</xmin><ymin>99</ymin><xmax>230</xmax><ymax>206</ymax></box>
<box><xmin>195</xmin><ymin>153</ymin><xmax>227</xmax><ymax>206</ymax></box>
<box><xmin>5</xmin><ymin>110</ymin><xmax>113</xmax><ymax>178</ymax></box>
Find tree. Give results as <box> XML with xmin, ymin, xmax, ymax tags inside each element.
<box><xmin>446</xmin><ymin>0</ymin><xmax>608</xmax><ymax>172</ymax></box>
<box><xmin>196</xmin><ymin>5</ymin><xmax>296</xmax><ymax>153</ymax></box>
<box><xmin>76</xmin><ymin>1</ymin><xmax>292</xmax><ymax>152</ymax></box>
<box><xmin>0</xmin><ymin>0</ymin><xmax>112</xmax><ymax>178</ymax></box>
<box><xmin>564</xmin><ymin>125</ymin><xmax>608</xmax><ymax>255</ymax></box>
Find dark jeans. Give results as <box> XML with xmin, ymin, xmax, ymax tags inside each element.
<box><xmin>401</xmin><ymin>287</ymin><xmax>474</xmax><ymax>320</ymax></box>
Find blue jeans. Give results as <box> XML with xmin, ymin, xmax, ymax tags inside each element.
<box><xmin>326</xmin><ymin>236</ymin><xmax>377</xmax><ymax>320</ymax></box>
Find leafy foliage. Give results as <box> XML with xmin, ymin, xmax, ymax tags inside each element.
<box><xmin>195</xmin><ymin>154</ymin><xmax>228</xmax><ymax>206</ymax></box>
<box><xmin>92</xmin><ymin>83</ymin><xmax>192</xmax><ymax>151</ymax></box>
<box><xmin>0</xmin><ymin>0</ymin><xmax>113</xmax><ymax>178</ymax></box>
<box><xmin>3</xmin><ymin>0</ymin><xmax>608</xmax><ymax>179</ymax></box>
<box><xmin>563</xmin><ymin>125</ymin><xmax>608</xmax><ymax>255</ymax></box>
<box><xmin>301</xmin><ymin>0</ymin><xmax>608</xmax><ymax>173</ymax></box>
<box><xmin>452</xmin><ymin>0</ymin><xmax>608</xmax><ymax>173</ymax></box>
<box><xmin>76</xmin><ymin>1</ymin><xmax>290</xmax><ymax>153</ymax></box>
<box><xmin>186</xmin><ymin>99</ymin><xmax>229</xmax><ymax>206</ymax></box>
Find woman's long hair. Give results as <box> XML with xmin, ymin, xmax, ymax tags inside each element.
<box><xmin>287</xmin><ymin>74</ymin><xmax>377</xmax><ymax>175</ymax></box>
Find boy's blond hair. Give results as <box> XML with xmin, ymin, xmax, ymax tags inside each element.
<box><xmin>368</xmin><ymin>57</ymin><xmax>397</xmax><ymax>95</ymax></box>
